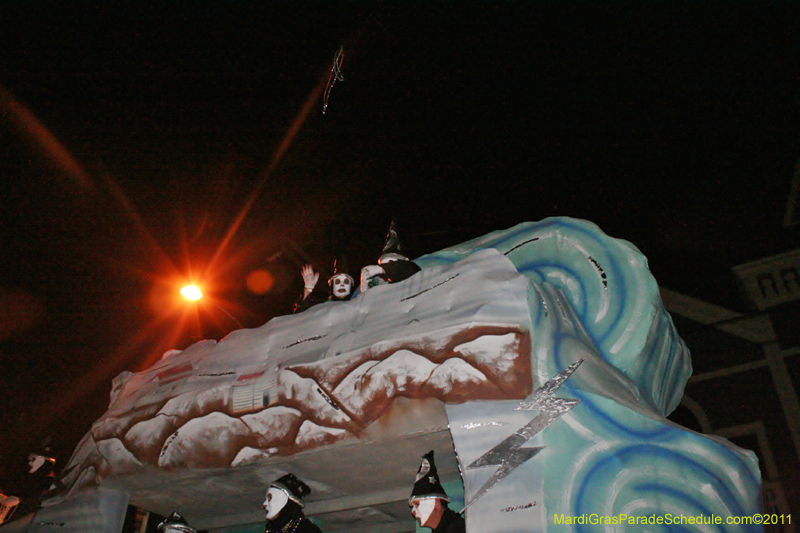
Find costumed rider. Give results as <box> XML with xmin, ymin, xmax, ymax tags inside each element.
<box><xmin>263</xmin><ymin>473</ymin><xmax>322</xmax><ymax>533</ymax></box>
<box><xmin>25</xmin><ymin>441</ymin><xmax>57</xmax><ymax>499</ymax></box>
<box><xmin>27</xmin><ymin>450</ymin><xmax>56</xmax><ymax>478</ymax></box>
<box><xmin>158</xmin><ymin>512</ymin><xmax>197</xmax><ymax>533</ymax></box>
<box><xmin>293</xmin><ymin>261</ymin><xmax>354</xmax><ymax>314</ymax></box>
<box><xmin>360</xmin><ymin>219</ymin><xmax>421</xmax><ymax>292</ymax></box>
<box><xmin>3</xmin><ymin>440</ymin><xmax>57</xmax><ymax>521</ymax></box>
<box><xmin>409</xmin><ymin>451</ymin><xmax>465</xmax><ymax>533</ymax></box>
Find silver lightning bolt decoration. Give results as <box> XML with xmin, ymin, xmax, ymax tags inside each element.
<box><xmin>462</xmin><ymin>358</ymin><xmax>585</xmax><ymax>512</ymax></box>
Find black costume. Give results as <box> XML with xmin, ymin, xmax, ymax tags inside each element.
<box><xmin>292</xmin><ymin>289</ymin><xmax>352</xmax><ymax>314</ymax></box>
<box><xmin>377</xmin><ymin>259</ymin><xmax>421</xmax><ymax>284</ymax></box>
<box><xmin>372</xmin><ymin>218</ymin><xmax>421</xmax><ymax>286</ymax></box>
<box><xmin>265</xmin><ymin>501</ymin><xmax>321</xmax><ymax>533</ymax></box>
<box><xmin>292</xmin><ymin>290</ymin><xmax>328</xmax><ymax>314</ymax></box>
<box><xmin>432</xmin><ymin>508</ymin><xmax>465</xmax><ymax>533</ymax></box>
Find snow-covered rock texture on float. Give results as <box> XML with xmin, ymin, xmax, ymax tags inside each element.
<box><xmin>61</xmin><ymin>247</ymin><xmax>533</xmax><ymax>491</ymax></box>
<box><xmin>57</xmin><ymin>218</ymin><xmax>761</xmax><ymax>533</ymax></box>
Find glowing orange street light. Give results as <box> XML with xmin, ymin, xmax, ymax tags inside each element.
<box><xmin>179</xmin><ymin>284</ymin><xmax>242</xmax><ymax>329</ymax></box>
<box><xmin>181</xmin><ymin>285</ymin><xmax>203</xmax><ymax>301</ymax></box>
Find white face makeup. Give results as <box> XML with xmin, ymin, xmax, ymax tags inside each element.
<box><xmin>410</xmin><ymin>499</ymin><xmax>437</xmax><ymax>527</ymax></box>
<box><xmin>263</xmin><ymin>487</ymin><xmax>289</xmax><ymax>520</ymax></box>
<box><xmin>28</xmin><ymin>454</ymin><xmax>46</xmax><ymax>474</ymax></box>
<box><xmin>330</xmin><ymin>274</ymin><xmax>352</xmax><ymax>298</ymax></box>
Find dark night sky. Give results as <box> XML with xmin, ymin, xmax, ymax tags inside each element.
<box><xmin>1</xmin><ymin>2</ymin><xmax>799</xmax><ymax>494</ymax></box>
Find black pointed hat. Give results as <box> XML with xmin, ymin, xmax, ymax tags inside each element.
<box><xmin>271</xmin><ymin>473</ymin><xmax>311</xmax><ymax>507</ymax></box>
<box><xmin>157</xmin><ymin>512</ymin><xmax>197</xmax><ymax>533</ymax></box>
<box><xmin>409</xmin><ymin>450</ymin><xmax>449</xmax><ymax>503</ymax></box>
<box><xmin>382</xmin><ymin>218</ymin><xmax>402</xmax><ymax>255</ymax></box>
<box><xmin>380</xmin><ymin>218</ymin><xmax>411</xmax><ymax>264</ymax></box>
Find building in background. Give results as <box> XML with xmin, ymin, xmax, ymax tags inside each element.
<box><xmin>665</xmin><ymin>162</ymin><xmax>800</xmax><ymax>530</ymax></box>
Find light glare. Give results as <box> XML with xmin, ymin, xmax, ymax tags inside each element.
<box><xmin>181</xmin><ymin>285</ymin><xmax>203</xmax><ymax>300</ymax></box>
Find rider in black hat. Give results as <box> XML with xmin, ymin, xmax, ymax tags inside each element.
<box><xmin>409</xmin><ymin>451</ymin><xmax>465</xmax><ymax>533</ymax></box>
<box><xmin>360</xmin><ymin>219</ymin><xmax>421</xmax><ymax>291</ymax></box>
<box><xmin>293</xmin><ymin>259</ymin><xmax>354</xmax><ymax>314</ymax></box>
<box><xmin>157</xmin><ymin>512</ymin><xmax>198</xmax><ymax>533</ymax></box>
<box><xmin>263</xmin><ymin>473</ymin><xmax>322</xmax><ymax>533</ymax></box>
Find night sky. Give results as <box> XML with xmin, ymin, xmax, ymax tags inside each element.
<box><xmin>1</xmin><ymin>3</ymin><xmax>799</xmax><ymax>496</ymax></box>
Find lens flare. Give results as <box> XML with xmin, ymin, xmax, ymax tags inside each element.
<box><xmin>180</xmin><ymin>285</ymin><xmax>203</xmax><ymax>300</ymax></box>
<box><xmin>246</xmin><ymin>269</ymin><xmax>274</xmax><ymax>295</ymax></box>
<box><xmin>0</xmin><ymin>84</ymin><xmax>94</xmax><ymax>192</ymax></box>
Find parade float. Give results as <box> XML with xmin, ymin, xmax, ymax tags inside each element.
<box><xmin>12</xmin><ymin>218</ymin><xmax>762</xmax><ymax>533</ymax></box>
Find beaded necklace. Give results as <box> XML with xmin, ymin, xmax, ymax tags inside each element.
<box><xmin>281</xmin><ymin>517</ymin><xmax>301</xmax><ymax>533</ymax></box>
<box><xmin>267</xmin><ymin>517</ymin><xmax>301</xmax><ymax>533</ymax></box>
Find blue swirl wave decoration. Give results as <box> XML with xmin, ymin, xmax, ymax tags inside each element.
<box><xmin>429</xmin><ymin>219</ymin><xmax>762</xmax><ymax>532</ymax></box>
<box><xmin>418</xmin><ymin>217</ymin><xmax>690</xmax><ymax>414</ymax></box>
